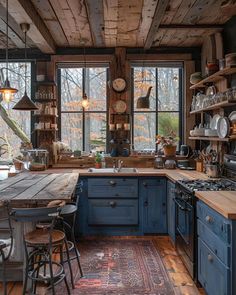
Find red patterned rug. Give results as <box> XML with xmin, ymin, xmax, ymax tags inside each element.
<box><xmin>59</xmin><ymin>238</ymin><xmax>176</xmax><ymax>295</ymax></box>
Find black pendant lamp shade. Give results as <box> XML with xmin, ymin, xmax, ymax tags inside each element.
<box><xmin>0</xmin><ymin>0</ymin><xmax>18</xmax><ymax>102</ymax></box>
<box><xmin>136</xmin><ymin>86</ymin><xmax>152</xmax><ymax>109</ymax></box>
<box><xmin>13</xmin><ymin>23</ymin><xmax>38</xmax><ymax>111</ymax></box>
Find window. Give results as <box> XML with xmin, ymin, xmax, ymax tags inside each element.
<box><xmin>59</xmin><ymin>66</ymin><xmax>107</xmax><ymax>152</ymax></box>
<box><xmin>0</xmin><ymin>62</ymin><xmax>31</xmax><ymax>158</ymax></box>
<box><xmin>132</xmin><ymin>65</ymin><xmax>182</xmax><ymax>150</ymax></box>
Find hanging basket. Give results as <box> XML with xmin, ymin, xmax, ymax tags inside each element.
<box><xmin>163</xmin><ymin>145</ymin><xmax>176</xmax><ymax>157</ymax></box>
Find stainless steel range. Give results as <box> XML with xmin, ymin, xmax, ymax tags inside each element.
<box><xmin>175</xmin><ymin>154</ymin><xmax>236</xmax><ymax>280</ymax></box>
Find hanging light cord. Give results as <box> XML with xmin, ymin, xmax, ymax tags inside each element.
<box><xmin>6</xmin><ymin>0</ymin><xmax>9</xmax><ymax>80</ymax></box>
<box><xmin>24</xmin><ymin>29</ymin><xmax>27</xmax><ymax>93</ymax></box>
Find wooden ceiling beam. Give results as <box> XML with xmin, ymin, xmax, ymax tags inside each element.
<box><xmin>6</xmin><ymin>0</ymin><xmax>56</xmax><ymax>53</ymax></box>
<box><xmin>159</xmin><ymin>24</ymin><xmax>224</xmax><ymax>30</ymax></box>
<box><xmin>144</xmin><ymin>0</ymin><xmax>169</xmax><ymax>49</ymax></box>
<box><xmin>84</xmin><ymin>0</ymin><xmax>105</xmax><ymax>47</ymax></box>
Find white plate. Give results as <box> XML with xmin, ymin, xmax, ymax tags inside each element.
<box><xmin>217</xmin><ymin>117</ymin><xmax>230</xmax><ymax>138</ymax></box>
<box><xmin>210</xmin><ymin>114</ymin><xmax>221</xmax><ymax>130</ymax></box>
<box><xmin>229</xmin><ymin>111</ymin><xmax>236</xmax><ymax>122</ymax></box>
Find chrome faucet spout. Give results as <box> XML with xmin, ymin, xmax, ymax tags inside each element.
<box><xmin>117</xmin><ymin>160</ymin><xmax>124</xmax><ymax>172</ymax></box>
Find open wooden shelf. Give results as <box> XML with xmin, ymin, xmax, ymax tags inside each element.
<box><xmin>34</xmin><ymin>80</ymin><xmax>56</xmax><ymax>86</ymax></box>
<box><xmin>190</xmin><ymin>66</ymin><xmax>236</xmax><ymax>89</ymax></box>
<box><xmin>34</xmin><ymin>129</ymin><xmax>58</xmax><ymax>132</ymax></box>
<box><xmin>190</xmin><ymin>100</ymin><xmax>236</xmax><ymax>114</ymax></box>
<box><xmin>189</xmin><ymin>136</ymin><xmax>236</xmax><ymax>142</ymax></box>
<box><xmin>33</xmin><ymin>114</ymin><xmax>58</xmax><ymax>118</ymax></box>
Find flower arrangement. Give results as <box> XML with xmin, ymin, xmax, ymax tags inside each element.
<box><xmin>156</xmin><ymin>132</ymin><xmax>179</xmax><ymax>156</ymax></box>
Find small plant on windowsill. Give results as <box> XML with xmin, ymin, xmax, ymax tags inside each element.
<box><xmin>156</xmin><ymin>132</ymin><xmax>179</xmax><ymax>156</ymax></box>
<box><xmin>95</xmin><ymin>151</ymin><xmax>102</xmax><ymax>169</ymax></box>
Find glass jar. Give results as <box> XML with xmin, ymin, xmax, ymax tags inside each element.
<box><xmin>154</xmin><ymin>156</ymin><xmax>164</xmax><ymax>169</ymax></box>
<box><xmin>26</xmin><ymin>149</ymin><xmax>49</xmax><ymax>171</ymax></box>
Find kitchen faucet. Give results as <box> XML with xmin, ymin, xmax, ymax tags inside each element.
<box><xmin>117</xmin><ymin>160</ymin><xmax>123</xmax><ymax>172</ymax></box>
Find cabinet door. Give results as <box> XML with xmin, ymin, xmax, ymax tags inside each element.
<box><xmin>167</xmin><ymin>181</ymin><xmax>176</xmax><ymax>243</ymax></box>
<box><xmin>198</xmin><ymin>238</ymin><xmax>230</xmax><ymax>295</ymax></box>
<box><xmin>140</xmin><ymin>178</ymin><xmax>167</xmax><ymax>234</ymax></box>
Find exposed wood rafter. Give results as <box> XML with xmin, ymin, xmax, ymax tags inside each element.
<box><xmin>84</xmin><ymin>0</ymin><xmax>105</xmax><ymax>47</ymax></box>
<box><xmin>5</xmin><ymin>0</ymin><xmax>56</xmax><ymax>53</ymax></box>
<box><xmin>144</xmin><ymin>0</ymin><xmax>169</xmax><ymax>49</ymax></box>
<box><xmin>159</xmin><ymin>24</ymin><xmax>223</xmax><ymax>30</ymax></box>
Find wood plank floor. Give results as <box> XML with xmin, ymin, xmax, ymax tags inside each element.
<box><xmin>1</xmin><ymin>236</ymin><xmax>205</xmax><ymax>295</ymax></box>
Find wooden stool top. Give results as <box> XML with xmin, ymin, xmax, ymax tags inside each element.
<box><xmin>24</xmin><ymin>229</ymin><xmax>65</xmax><ymax>246</ymax></box>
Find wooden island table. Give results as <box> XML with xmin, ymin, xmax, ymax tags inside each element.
<box><xmin>0</xmin><ymin>172</ymin><xmax>79</xmax><ymax>281</ymax></box>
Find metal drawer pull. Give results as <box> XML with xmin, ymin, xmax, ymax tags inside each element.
<box><xmin>109</xmin><ymin>181</ymin><xmax>116</xmax><ymax>186</ymax></box>
<box><xmin>109</xmin><ymin>201</ymin><xmax>116</xmax><ymax>208</ymax></box>
<box><xmin>208</xmin><ymin>254</ymin><xmax>213</xmax><ymax>262</ymax></box>
<box><xmin>205</xmin><ymin>215</ymin><xmax>213</xmax><ymax>223</ymax></box>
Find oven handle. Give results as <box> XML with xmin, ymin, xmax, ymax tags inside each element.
<box><xmin>174</xmin><ymin>198</ymin><xmax>191</xmax><ymax>212</ymax></box>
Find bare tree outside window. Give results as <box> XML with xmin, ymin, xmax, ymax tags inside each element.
<box><xmin>60</xmin><ymin>67</ymin><xmax>107</xmax><ymax>152</ymax></box>
<box><xmin>133</xmin><ymin>66</ymin><xmax>181</xmax><ymax>151</ymax></box>
<box><xmin>0</xmin><ymin>62</ymin><xmax>31</xmax><ymax>158</ymax></box>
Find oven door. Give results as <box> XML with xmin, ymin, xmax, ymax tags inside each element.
<box><xmin>175</xmin><ymin>195</ymin><xmax>194</xmax><ymax>277</ymax></box>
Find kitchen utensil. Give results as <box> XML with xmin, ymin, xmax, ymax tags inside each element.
<box><xmin>180</xmin><ymin>145</ymin><xmax>190</xmax><ymax>157</ymax></box>
<box><xmin>217</xmin><ymin>116</ymin><xmax>230</xmax><ymax>138</ymax></box>
<box><xmin>229</xmin><ymin>111</ymin><xmax>236</xmax><ymax>122</ymax></box>
<box><xmin>210</xmin><ymin>114</ymin><xmax>221</xmax><ymax>130</ymax></box>
<box><xmin>205</xmin><ymin>164</ymin><xmax>220</xmax><ymax>178</ymax></box>
<box><xmin>190</xmin><ymin>72</ymin><xmax>202</xmax><ymax>84</ymax></box>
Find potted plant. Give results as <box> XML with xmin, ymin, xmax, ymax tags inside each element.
<box><xmin>95</xmin><ymin>151</ymin><xmax>102</xmax><ymax>168</ymax></box>
<box><xmin>13</xmin><ymin>153</ymin><xmax>24</xmax><ymax>171</ymax></box>
<box><xmin>156</xmin><ymin>132</ymin><xmax>179</xmax><ymax>156</ymax></box>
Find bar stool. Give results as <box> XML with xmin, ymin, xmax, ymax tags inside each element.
<box><xmin>11</xmin><ymin>204</ymin><xmax>71</xmax><ymax>295</ymax></box>
<box><xmin>0</xmin><ymin>201</ymin><xmax>14</xmax><ymax>295</ymax></box>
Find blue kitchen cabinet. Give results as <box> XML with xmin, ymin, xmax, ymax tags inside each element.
<box><xmin>197</xmin><ymin>200</ymin><xmax>236</xmax><ymax>295</ymax></box>
<box><xmin>139</xmin><ymin>178</ymin><xmax>167</xmax><ymax>234</ymax></box>
<box><xmin>167</xmin><ymin>180</ymin><xmax>176</xmax><ymax>243</ymax></box>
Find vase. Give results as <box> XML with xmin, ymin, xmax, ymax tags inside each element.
<box><xmin>163</xmin><ymin>145</ymin><xmax>176</xmax><ymax>157</ymax></box>
<box><xmin>95</xmin><ymin>162</ymin><xmax>102</xmax><ymax>169</ymax></box>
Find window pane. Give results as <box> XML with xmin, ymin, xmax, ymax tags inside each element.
<box><xmin>86</xmin><ymin>68</ymin><xmax>107</xmax><ymax>111</ymax></box>
<box><xmin>0</xmin><ymin>62</ymin><xmax>31</xmax><ymax>158</ymax></box>
<box><xmin>158</xmin><ymin>112</ymin><xmax>179</xmax><ymax>140</ymax></box>
<box><xmin>158</xmin><ymin>68</ymin><xmax>179</xmax><ymax>111</ymax></box>
<box><xmin>133</xmin><ymin>113</ymin><xmax>156</xmax><ymax>150</ymax></box>
<box><xmin>84</xmin><ymin>113</ymin><xmax>106</xmax><ymax>152</ymax></box>
<box><xmin>61</xmin><ymin>68</ymin><xmax>83</xmax><ymax>111</ymax></box>
<box><xmin>133</xmin><ymin>67</ymin><xmax>156</xmax><ymax>111</ymax></box>
<box><xmin>61</xmin><ymin>113</ymin><xmax>83</xmax><ymax>151</ymax></box>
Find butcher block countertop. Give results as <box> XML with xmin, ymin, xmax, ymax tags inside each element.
<box><xmin>0</xmin><ymin>172</ymin><xmax>79</xmax><ymax>205</ymax></box>
<box><xmin>195</xmin><ymin>191</ymin><xmax>236</xmax><ymax>220</ymax></box>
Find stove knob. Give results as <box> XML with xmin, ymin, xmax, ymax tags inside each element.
<box><xmin>205</xmin><ymin>215</ymin><xmax>213</xmax><ymax>223</ymax></box>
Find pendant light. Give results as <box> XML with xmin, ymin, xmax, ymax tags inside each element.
<box><xmin>81</xmin><ymin>46</ymin><xmax>89</xmax><ymax>109</ymax></box>
<box><xmin>13</xmin><ymin>23</ymin><xmax>38</xmax><ymax>111</ymax></box>
<box><xmin>136</xmin><ymin>55</ymin><xmax>151</xmax><ymax>109</ymax></box>
<box><xmin>0</xmin><ymin>0</ymin><xmax>18</xmax><ymax>103</ymax></box>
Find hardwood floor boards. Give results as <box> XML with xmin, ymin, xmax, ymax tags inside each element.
<box><xmin>1</xmin><ymin>236</ymin><xmax>205</xmax><ymax>295</ymax></box>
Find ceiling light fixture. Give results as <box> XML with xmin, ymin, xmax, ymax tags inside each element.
<box><xmin>0</xmin><ymin>0</ymin><xmax>18</xmax><ymax>103</ymax></box>
<box><xmin>13</xmin><ymin>23</ymin><xmax>38</xmax><ymax>111</ymax></box>
<box><xmin>81</xmin><ymin>45</ymin><xmax>89</xmax><ymax>109</ymax></box>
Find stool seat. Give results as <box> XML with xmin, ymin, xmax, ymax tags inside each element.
<box><xmin>61</xmin><ymin>204</ymin><xmax>77</xmax><ymax>216</ymax></box>
<box><xmin>25</xmin><ymin>229</ymin><xmax>65</xmax><ymax>246</ymax></box>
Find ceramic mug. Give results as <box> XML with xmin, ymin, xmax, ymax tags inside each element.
<box><xmin>124</xmin><ymin>123</ymin><xmax>130</xmax><ymax>130</ymax></box>
<box><xmin>109</xmin><ymin>124</ymin><xmax>115</xmax><ymax>131</ymax></box>
<box><xmin>116</xmin><ymin>123</ymin><xmax>122</xmax><ymax>130</ymax></box>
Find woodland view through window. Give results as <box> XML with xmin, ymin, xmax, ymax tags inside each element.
<box><xmin>0</xmin><ymin>62</ymin><xmax>31</xmax><ymax>158</ymax></box>
<box><xmin>133</xmin><ymin>65</ymin><xmax>182</xmax><ymax>150</ymax></box>
<box><xmin>59</xmin><ymin>67</ymin><xmax>107</xmax><ymax>152</ymax></box>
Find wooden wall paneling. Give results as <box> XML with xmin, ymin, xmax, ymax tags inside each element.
<box><xmin>144</xmin><ymin>0</ymin><xmax>169</xmax><ymax>49</ymax></box>
<box><xmin>137</xmin><ymin>0</ymin><xmax>157</xmax><ymax>47</ymax></box>
<box><xmin>31</xmin><ymin>0</ymin><xmax>69</xmax><ymax>47</ymax></box>
<box><xmin>6</xmin><ymin>0</ymin><xmax>56</xmax><ymax>53</ymax></box>
<box><xmin>85</xmin><ymin>0</ymin><xmax>105</xmax><ymax>47</ymax></box>
<box><xmin>49</xmin><ymin>0</ymin><xmax>92</xmax><ymax>47</ymax></box>
<box><xmin>184</xmin><ymin>60</ymin><xmax>195</xmax><ymax>148</ymax></box>
<box><xmin>103</xmin><ymin>0</ymin><xmax>118</xmax><ymax>47</ymax></box>
<box><xmin>116</xmin><ymin>0</ymin><xmax>143</xmax><ymax>47</ymax></box>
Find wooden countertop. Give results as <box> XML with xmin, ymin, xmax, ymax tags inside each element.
<box><xmin>195</xmin><ymin>191</ymin><xmax>236</xmax><ymax>220</ymax></box>
<box><xmin>72</xmin><ymin>168</ymin><xmax>208</xmax><ymax>183</ymax></box>
<box><xmin>0</xmin><ymin>172</ymin><xmax>79</xmax><ymax>205</ymax></box>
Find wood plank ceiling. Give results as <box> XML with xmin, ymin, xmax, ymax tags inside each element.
<box><xmin>0</xmin><ymin>0</ymin><xmax>235</xmax><ymax>53</ymax></box>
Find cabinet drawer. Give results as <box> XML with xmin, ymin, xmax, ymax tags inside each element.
<box><xmin>88</xmin><ymin>178</ymin><xmax>138</xmax><ymax>198</ymax></box>
<box><xmin>198</xmin><ymin>238</ymin><xmax>230</xmax><ymax>295</ymax></box>
<box><xmin>198</xmin><ymin>220</ymin><xmax>230</xmax><ymax>267</ymax></box>
<box><xmin>88</xmin><ymin>199</ymin><xmax>138</xmax><ymax>225</ymax></box>
<box><xmin>197</xmin><ymin>201</ymin><xmax>231</xmax><ymax>244</ymax></box>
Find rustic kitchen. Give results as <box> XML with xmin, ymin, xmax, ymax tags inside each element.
<box><xmin>0</xmin><ymin>1</ymin><xmax>236</xmax><ymax>295</ymax></box>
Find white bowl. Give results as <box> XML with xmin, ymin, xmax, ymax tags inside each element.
<box><xmin>190</xmin><ymin>130</ymin><xmax>195</xmax><ymax>136</ymax></box>
<box><xmin>204</xmin><ymin>129</ymin><xmax>218</xmax><ymax>137</ymax></box>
